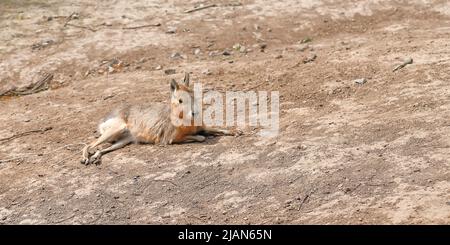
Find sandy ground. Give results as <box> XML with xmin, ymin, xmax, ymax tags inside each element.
<box><xmin>0</xmin><ymin>0</ymin><xmax>449</xmax><ymax>224</ymax></box>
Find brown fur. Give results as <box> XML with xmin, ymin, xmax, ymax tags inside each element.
<box><xmin>81</xmin><ymin>73</ymin><xmax>237</xmax><ymax>165</ymax></box>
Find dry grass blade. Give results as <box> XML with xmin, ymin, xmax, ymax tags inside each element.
<box><xmin>122</xmin><ymin>23</ymin><xmax>161</xmax><ymax>30</ymax></box>
<box><xmin>0</xmin><ymin>73</ymin><xmax>53</xmax><ymax>97</ymax></box>
<box><xmin>184</xmin><ymin>4</ymin><xmax>217</xmax><ymax>13</ymax></box>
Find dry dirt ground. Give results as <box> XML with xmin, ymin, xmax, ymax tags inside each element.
<box><xmin>0</xmin><ymin>0</ymin><xmax>449</xmax><ymax>224</ymax></box>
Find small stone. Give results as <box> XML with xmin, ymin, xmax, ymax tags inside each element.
<box><xmin>31</xmin><ymin>39</ymin><xmax>55</xmax><ymax>50</ymax></box>
<box><xmin>296</xmin><ymin>44</ymin><xmax>309</xmax><ymax>52</ymax></box>
<box><xmin>202</xmin><ymin>69</ymin><xmax>212</xmax><ymax>75</ymax></box>
<box><xmin>300</xmin><ymin>37</ymin><xmax>313</xmax><ymax>43</ymax></box>
<box><xmin>303</xmin><ymin>54</ymin><xmax>317</xmax><ymax>63</ymax></box>
<box><xmin>170</xmin><ymin>52</ymin><xmax>183</xmax><ymax>59</ymax></box>
<box><xmin>259</xmin><ymin>43</ymin><xmax>267</xmax><ymax>50</ymax></box>
<box><xmin>166</xmin><ymin>27</ymin><xmax>177</xmax><ymax>34</ymax></box>
<box><xmin>194</xmin><ymin>48</ymin><xmax>201</xmax><ymax>55</ymax></box>
<box><xmin>155</xmin><ymin>65</ymin><xmax>162</xmax><ymax>70</ymax></box>
<box><xmin>239</xmin><ymin>46</ymin><xmax>247</xmax><ymax>53</ymax></box>
<box><xmin>164</xmin><ymin>69</ymin><xmax>176</xmax><ymax>75</ymax></box>
<box><xmin>354</xmin><ymin>78</ymin><xmax>367</xmax><ymax>85</ymax></box>
<box><xmin>208</xmin><ymin>51</ymin><xmax>220</xmax><ymax>57</ymax></box>
<box><xmin>232</xmin><ymin>43</ymin><xmax>241</xmax><ymax>50</ymax></box>
<box><xmin>223</xmin><ymin>50</ymin><xmax>231</xmax><ymax>56</ymax></box>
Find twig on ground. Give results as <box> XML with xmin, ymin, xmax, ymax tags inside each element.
<box><xmin>66</xmin><ymin>23</ymin><xmax>97</xmax><ymax>32</ymax></box>
<box><xmin>122</xmin><ymin>23</ymin><xmax>161</xmax><ymax>30</ymax></box>
<box><xmin>53</xmin><ymin>214</ymin><xmax>76</xmax><ymax>224</ymax></box>
<box><xmin>393</xmin><ymin>57</ymin><xmax>413</xmax><ymax>72</ymax></box>
<box><xmin>246</xmin><ymin>81</ymin><xmax>267</xmax><ymax>91</ymax></box>
<box><xmin>297</xmin><ymin>188</ymin><xmax>316</xmax><ymax>211</ymax></box>
<box><xmin>297</xmin><ymin>194</ymin><xmax>309</xmax><ymax>211</ymax></box>
<box><xmin>1</xmin><ymin>73</ymin><xmax>53</xmax><ymax>97</ymax></box>
<box><xmin>152</xmin><ymin>179</ymin><xmax>179</xmax><ymax>187</ymax></box>
<box><xmin>0</xmin><ymin>127</ymin><xmax>53</xmax><ymax>143</ymax></box>
<box><xmin>63</xmin><ymin>12</ymin><xmax>78</xmax><ymax>27</ymax></box>
<box><xmin>184</xmin><ymin>4</ymin><xmax>217</xmax><ymax>13</ymax></box>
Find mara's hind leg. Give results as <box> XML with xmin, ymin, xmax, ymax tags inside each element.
<box><xmin>201</xmin><ymin>127</ymin><xmax>241</xmax><ymax>136</ymax></box>
<box><xmin>81</xmin><ymin>120</ymin><xmax>128</xmax><ymax>165</ymax></box>
<box><xmin>89</xmin><ymin>135</ymin><xmax>133</xmax><ymax>165</ymax></box>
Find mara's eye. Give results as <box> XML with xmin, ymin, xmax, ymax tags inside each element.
<box><xmin>179</xmin><ymin>99</ymin><xmax>183</xmax><ymax>104</ymax></box>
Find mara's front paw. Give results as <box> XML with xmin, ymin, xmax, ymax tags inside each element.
<box><xmin>80</xmin><ymin>157</ymin><xmax>90</xmax><ymax>165</ymax></box>
<box><xmin>88</xmin><ymin>151</ymin><xmax>102</xmax><ymax>165</ymax></box>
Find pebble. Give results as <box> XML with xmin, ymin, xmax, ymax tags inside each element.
<box><xmin>202</xmin><ymin>69</ymin><xmax>212</xmax><ymax>75</ymax></box>
<box><xmin>303</xmin><ymin>54</ymin><xmax>317</xmax><ymax>63</ymax></box>
<box><xmin>208</xmin><ymin>51</ymin><xmax>220</xmax><ymax>57</ymax></box>
<box><xmin>170</xmin><ymin>52</ymin><xmax>183</xmax><ymax>59</ymax></box>
<box><xmin>164</xmin><ymin>69</ymin><xmax>176</xmax><ymax>75</ymax></box>
<box><xmin>354</xmin><ymin>78</ymin><xmax>367</xmax><ymax>85</ymax></box>
<box><xmin>296</xmin><ymin>44</ymin><xmax>309</xmax><ymax>52</ymax></box>
<box><xmin>166</xmin><ymin>27</ymin><xmax>177</xmax><ymax>34</ymax></box>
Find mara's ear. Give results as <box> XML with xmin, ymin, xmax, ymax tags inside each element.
<box><xmin>183</xmin><ymin>72</ymin><xmax>190</xmax><ymax>86</ymax></box>
<box><xmin>170</xmin><ymin>79</ymin><xmax>179</xmax><ymax>93</ymax></box>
